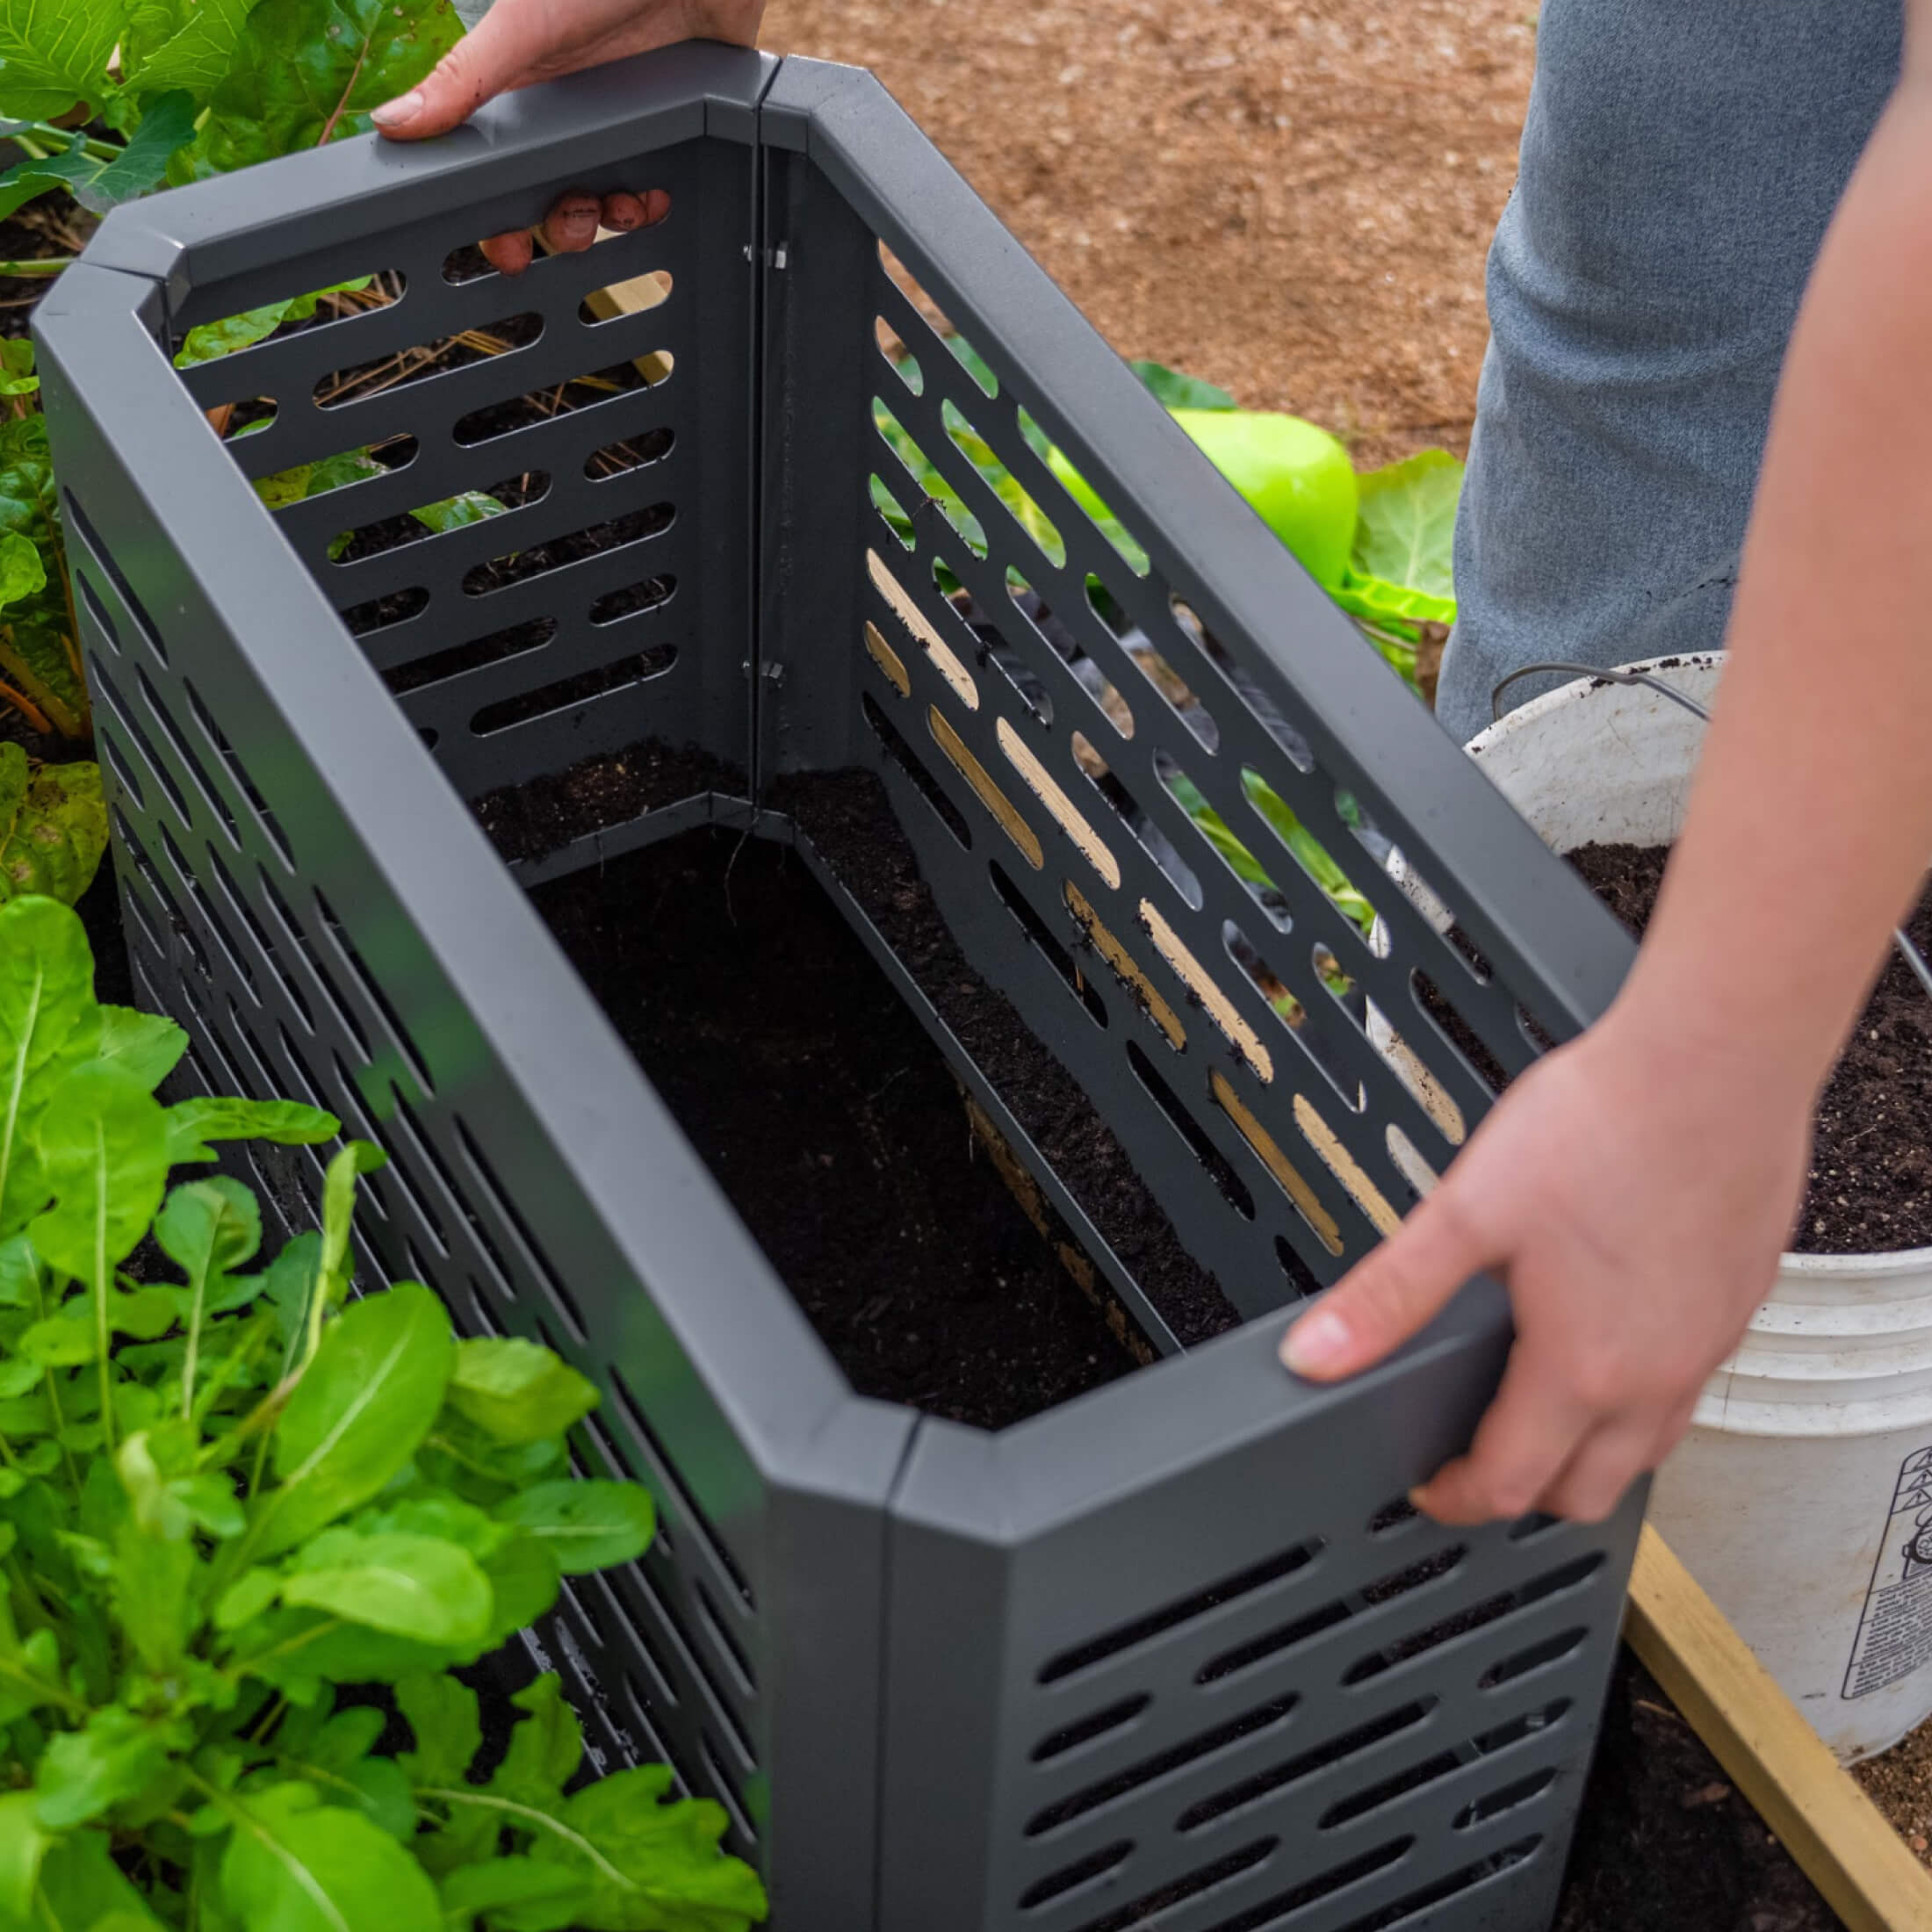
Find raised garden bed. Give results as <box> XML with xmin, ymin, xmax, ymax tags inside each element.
<box><xmin>33</xmin><ymin>40</ymin><xmax>1675</xmax><ymax>1932</ymax></box>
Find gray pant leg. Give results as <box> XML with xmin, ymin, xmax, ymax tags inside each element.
<box><xmin>1437</xmin><ymin>0</ymin><xmax>1902</xmax><ymax>745</ymax></box>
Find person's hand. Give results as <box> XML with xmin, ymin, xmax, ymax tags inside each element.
<box><xmin>371</xmin><ymin>0</ymin><xmax>766</xmax><ymax>273</ymax></box>
<box><xmin>1279</xmin><ymin>1007</ymin><xmax>1810</xmax><ymax>1525</ymax></box>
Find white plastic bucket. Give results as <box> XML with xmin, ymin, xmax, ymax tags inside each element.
<box><xmin>1466</xmin><ymin>652</ymin><xmax>1932</xmax><ymax>1762</ymax></box>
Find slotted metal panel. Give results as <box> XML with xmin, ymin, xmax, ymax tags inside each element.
<box><xmin>38</xmin><ymin>46</ymin><xmax>1646</xmax><ymax>1931</ymax></box>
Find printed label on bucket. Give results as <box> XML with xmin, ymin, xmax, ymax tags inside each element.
<box><xmin>1845</xmin><ymin>1445</ymin><xmax>1932</xmax><ymax>1700</ymax></box>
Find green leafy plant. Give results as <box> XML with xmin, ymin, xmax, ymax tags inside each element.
<box><xmin>0</xmin><ymin>893</ymin><xmax>768</xmax><ymax>1931</ymax></box>
<box><xmin>0</xmin><ymin>0</ymin><xmax>462</xmax><ymax>908</ymax></box>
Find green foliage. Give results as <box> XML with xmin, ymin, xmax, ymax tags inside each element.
<box><xmin>0</xmin><ymin>388</ymin><xmax>89</xmax><ymax>746</ymax></box>
<box><xmin>167</xmin><ymin>0</ymin><xmax>462</xmax><ymax>180</ymax></box>
<box><xmin>0</xmin><ymin>741</ymin><xmax>104</xmax><ymax>903</ymax></box>
<box><xmin>1129</xmin><ymin>359</ymin><xmax>1237</xmax><ymax>412</ymax></box>
<box><xmin>0</xmin><ymin>894</ymin><xmax>767</xmax><ymax>1931</ymax></box>
<box><xmin>1331</xmin><ymin>448</ymin><xmax>1463</xmax><ymax>630</ymax></box>
<box><xmin>0</xmin><ymin>0</ymin><xmax>464</xmax><ymax>911</ymax></box>
<box><xmin>0</xmin><ymin>90</ymin><xmax>197</xmax><ymax>220</ymax></box>
<box><xmin>176</xmin><ymin>278</ymin><xmax>374</xmax><ymax>370</ymax></box>
<box><xmin>1164</xmin><ymin>768</ymin><xmax>1377</xmax><ymax>939</ymax></box>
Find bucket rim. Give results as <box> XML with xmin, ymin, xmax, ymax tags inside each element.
<box><xmin>1462</xmin><ymin>648</ymin><xmax>1930</xmax><ymax>1278</ymax></box>
<box><xmin>1464</xmin><ymin>650</ymin><xmax>1728</xmax><ymax>761</ymax></box>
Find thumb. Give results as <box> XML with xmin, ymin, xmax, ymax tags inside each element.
<box><xmin>371</xmin><ymin>6</ymin><xmax>541</xmax><ymax>140</ymax></box>
<box><xmin>1280</xmin><ymin>1192</ymin><xmax>1492</xmax><ymax>1382</ymax></box>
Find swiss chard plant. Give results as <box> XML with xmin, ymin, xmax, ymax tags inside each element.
<box><xmin>0</xmin><ymin>0</ymin><xmax>465</xmax><ymax>908</ymax></box>
<box><xmin>0</xmin><ymin>892</ymin><xmax>768</xmax><ymax>1931</ymax></box>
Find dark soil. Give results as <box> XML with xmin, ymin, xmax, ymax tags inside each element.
<box><xmin>472</xmin><ymin>741</ymin><xmax>1241</xmax><ymax>1363</ymax></box>
<box><xmin>473</xmin><ymin>740</ymin><xmax>746</xmax><ymax>866</ymax></box>
<box><xmin>1555</xmin><ymin>1651</ymin><xmax>1837</xmax><ymax>1931</ymax></box>
<box><xmin>0</xmin><ymin>195</ymin><xmax>93</xmax><ymax>340</ymax></box>
<box><xmin>1568</xmin><ymin>841</ymin><xmax>1932</xmax><ymax>1256</ymax></box>
<box><xmin>772</xmin><ymin>767</ymin><xmax>1242</xmax><ymax>1347</ymax></box>
<box><xmin>530</xmin><ymin>825</ymin><xmax>1135</xmax><ymax>1427</ymax></box>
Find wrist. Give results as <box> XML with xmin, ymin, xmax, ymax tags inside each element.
<box><xmin>1591</xmin><ymin>964</ymin><xmax>1829</xmax><ymax>1123</ymax></box>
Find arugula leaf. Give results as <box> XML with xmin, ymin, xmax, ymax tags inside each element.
<box><xmin>34</xmin><ymin>1705</ymin><xmax>188</xmax><ymax>1828</ymax></box>
<box><xmin>155</xmin><ymin>1176</ymin><xmax>262</xmax><ymax>1287</ymax></box>
<box><xmin>439</xmin><ymin>1856</ymin><xmax>590</xmax><ymax>1932</ymax></box>
<box><xmin>162</xmin><ymin>1094</ymin><xmax>338</xmax><ymax>1165</ymax></box>
<box><xmin>0</xmin><ymin>743</ymin><xmax>106</xmax><ymax>905</ymax></box>
<box><xmin>490</xmin><ymin>1674</ymin><xmax>582</xmax><ymax>1806</ymax></box>
<box><xmin>25</xmin><ymin>1827</ymin><xmax>162</xmax><ymax>1927</ymax></box>
<box><xmin>173</xmin><ymin>0</ymin><xmax>461</xmax><ymax>178</ymax></box>
<box><xmin>111</xmin><ymin>1486</ymin><xmax>203</xmax><ymax>1673</ymax></box>
<box><xmin>29</xmin><ymin>1060</ymin><xmax>169</xmax><ymax>1280</ymax></box>
<box><xmin>394</xmin><ymin>1670</ymin><xmax>479</xmax><ymax>1789</ymax></box>
<box><xmin>0</xmin><ymin>0</ymin><xmax>122</xmax><ymax>120</ymax></box>
<box><xmin>1130</xmin><ymin>359</ymin><xmax>1238</xmax><ymax>411</ymax></box>
<box><xmin>218</xmin><ymin>1780</ymin><xmax>442</xmax><ymax>1932</ymax></box>
<box><xmin>97</xmin><ymin>1006</ymin><xmax>189</xmax><ymax>1092</ymax></box>
<box><xmin>447</xmin><ymin>1337</ymin><xmax>598</xmax><ymax>1447</ymax></box>
<box><xmin>0</xmin><ymin>896</ymin><xmax>102</xmax><ymax>1237</ymax></box>
<box><xmin>155</xmin><ymin>1176</ymin><xmax>261</xmax><ymax>1409</ymax></box>
<box><xmin>282</xmin><ymin>1526</ymin><xmax>493</xmax><ymax>1645</ymax></box>
<box><xmin>254</xmin><ymin>1280</ymin><xmax>454</xmax><ymax>1558</ymax></box>
<box><xmin>0</xmin><ymin>1788</ymin><xmax>48</xmax><ymax>1919</ymax></box>
<box><xmin>474</xmin><ymin>1531</ymin><xmax>559</xmax><ymax>1646</ymax></box>
<box><xmin>535</xmin><ymin>1769</ymin><xmax>769</xmax><ymax>1931</ymax></box>
<box><xmin>495</xmin><ymin>1481</ymin><xmax>654</xmax><ymax>1577</ymax></box>
<box><xmin>0</xmin><ymin>90</ymin><xmax>198</xmax><ymax>220</ymax></box>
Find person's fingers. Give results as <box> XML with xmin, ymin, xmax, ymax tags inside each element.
<box><xmin>1410</xmin><ymin>1346</ymin><xmax>1594</xmax><ymax>1526</ymax></box>
<box><xmin>480</xmin><ymin>229</ymin><xmax>536</xmax><ymax>277</ymax></box>
<box><xmin>541</xmin><ymin>191</ymin><xmax>604</xmax><ymax>253</ymax></box>
<box><xmin>604</xmin><ymin>189</ymin><xmax>673</xmax><ymax>229</ymax></box>
<box><xmin>477</xmin><ymin>185</ymin><xmax>667</xmax><ymax>277</ymax></box>
<box><xmin>1534</xmin><ymin>1415</ymin><xmax>1659</xmax><ymax>1525</ymax></box>
<box><xmin>1280</xmin><ymin>1189</ymin><xmax>1493</xmax><ymax>1382</ymax></box>
<box><xmin>372</xmin><ymin>4</ymin><xmax>541</xmax><ymax>140</ymax></box>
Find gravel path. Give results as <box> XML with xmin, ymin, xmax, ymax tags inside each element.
<box><xmin>762</xmin><ymin>0</ymin><xmax>1538</xmax><ymax>466</ymax></box>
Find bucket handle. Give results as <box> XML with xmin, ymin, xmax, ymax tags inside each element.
<box><xmin>1490</xmin><ymin>660</ymin><xmax>1932</xmax><ymax>1004</ymax></box>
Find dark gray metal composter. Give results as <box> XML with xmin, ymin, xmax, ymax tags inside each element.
<box><xmin>35</xmin><ymin>42</ymin><xmax>1647</xmax><ymax>1932</ymax></box>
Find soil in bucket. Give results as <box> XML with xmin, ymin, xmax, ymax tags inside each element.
<box><xmin>1566</xmin><ymin>842</ymin><xmax>1932</xmax><ymax>1255</ymax></box>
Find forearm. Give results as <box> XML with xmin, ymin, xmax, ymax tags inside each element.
<box><xmin>1613</xmin><ymin>66</ymin><xmax>1932</xmax><ymax>1107</ymax></box>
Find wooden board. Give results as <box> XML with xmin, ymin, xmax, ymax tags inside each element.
<box><xmin>582</xmin><ymin>248</ymin><xmax>674</xmax><ymax>386</ymax></box>
<box><xmin>1626</xmin><ymin>1524</ymin><xmax>1932</xmax><ymax>1932</ymax></box>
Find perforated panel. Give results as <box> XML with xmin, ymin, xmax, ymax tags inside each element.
<box><xmin>177</xmin><ymin>136</ymin><xmax>748</xmax><ymax>805</ymax></box>
<box><xmin>997</xmin><ymin>1508</ymin><xmax>1604</xmax><ymax>1932</ymax></box>
<box><xmin>759</xmin><ymin>149</ymin><xmax>1561</xmax><ymax>1330</ymax></box>
<box><xmin>66</xmin><ymin>479</ymin><xmax>770</xmax><ymax>1849</ymax></box>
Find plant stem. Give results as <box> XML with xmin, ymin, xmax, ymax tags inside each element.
<box><xmin>182</xmin><ymin>1769</ymin><xmax>351</xmax><ymax>1932</ymax></box>
<box><xmin>17</xmin><ymin>124</ymin><xmax>119</xmax><ymax>162</ymax></box>
<box><xmin>0</xmin><ymin>257</ymin><xmax>71</xmax><ymax>278</ymax></box>
<box><xmin>0</xmin><ymin>674</ymin><xmax>50</xmax><ymax>736</ymax></box>
<box><xmin>314</xmin><ymin>30</ymin><xmax>374</xmax><ymax>147</ymax></box>
<box><xmin>417</xmin><ymin>1789</ymin><xmax>638</xmax><ymax>1892</ymax></box>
